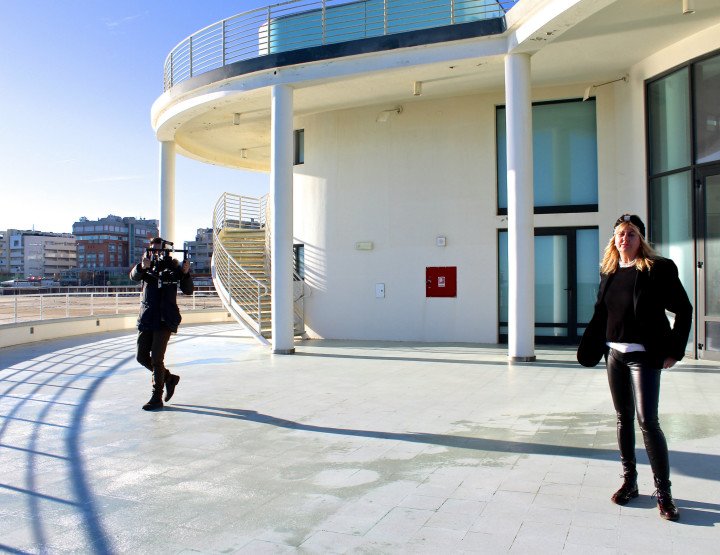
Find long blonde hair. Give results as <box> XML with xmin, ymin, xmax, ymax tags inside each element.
<box><xmin>600</xmin><ymin>221</ymin><xmax>657</xmax><ymax>274</ymax></box>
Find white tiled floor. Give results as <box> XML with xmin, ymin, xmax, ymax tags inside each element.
<box><xmin>1</xmin><ymin>323</ymin><xmax>719</xmax><ymax>553</ymax></box>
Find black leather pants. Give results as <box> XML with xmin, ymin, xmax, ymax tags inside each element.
<box><xmin>137</xmin><ymin>327</ymin><xmax>172</xmax><ymax>394</ymax></box>
<box><xmin>606</xmin><ymin>349</ymin><xmax>671</xmax><ymax>489</ymax></box>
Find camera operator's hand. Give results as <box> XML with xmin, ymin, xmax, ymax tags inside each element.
<box><xmin>182</xmin><ymin>260</ymin><xmax>190</xmax><ymax>274</ymax></box>
<box><xmin>141</xmin><ymin>256</ymin><xmax>151</xmax><ymax>270</ymax></box>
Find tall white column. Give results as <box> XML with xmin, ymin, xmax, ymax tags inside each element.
<box><xmin>505</xmin><ymin>53</ymin><xmax>536</xmax><ymax>362</ymax></box>
<box><xmin>270</xmin><ymin>84</ymin><xmax>295</xmax><ymax>354</ymax></box>
<box><xmin>159</xmin><ymin>141</ymin><xmax>176</xmax><ymax>244</ymax></box>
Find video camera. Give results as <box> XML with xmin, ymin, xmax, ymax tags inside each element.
<box><xmin>145</xmin><ymin>239</ymin><xmax>189</xmax><ymax>287</ymax></box>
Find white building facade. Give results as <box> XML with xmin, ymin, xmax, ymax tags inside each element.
<box><xmin>152</xmin><ymin>0</ymin><xmax>720</xmax><ymax>360</ymax></box>
<box><xmin>0</xmin><ymin>229</ymin><xmax>77</xmax><ymax>279</ymax></box>
<box><xmin>184</xmin><ymin>228</ymin><xmax>214</xmax><ymax>276</ymax></box>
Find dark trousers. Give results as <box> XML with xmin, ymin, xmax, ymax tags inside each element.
<box><xmin>137</xmin><ymin>326</ymin><xmax>173</xmax><ymax>394</ymax></box>
<box><xmin>606</xmin><ymin>349</ymin><xmax>671</xmax><ymax>489</ymax></box>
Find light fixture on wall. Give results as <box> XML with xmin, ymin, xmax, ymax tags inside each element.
<box><xmin>682</xmin><ymin>0</ymin><xmax>695</xmax><ymax>14</ymax></box>
<box><xmin>376</xmin><ymin>106</ymin><xmax>403</xmax><ymax>123</ymax></box>
<box><xmin>233</xmin><ymin>113</ymin><xmax>242</xmax><ymax>125</ymax></box>
<box><xmin>413</xmin><ymin>81</ymin><xmax>422</xmax><ymax>96</ymax></box>
<box><xmin>240</xmin><ymin>149</ymin><xmax>248</xmax><ymax>159</ymax></box>
<box><xmin>583</xmin><ymin>74</ymin><xmax>629</xmax><ymax>101</ymax></box>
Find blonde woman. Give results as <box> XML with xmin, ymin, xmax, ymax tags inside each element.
<box><xmin>578</xmin><ymin>214</ymin><xmax>692</xmax><ymax>521</ymax></box>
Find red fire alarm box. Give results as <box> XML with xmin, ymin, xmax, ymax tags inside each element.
<box><xmin>426</xmin><ymin>266</ymin><xmax>457</xmax><ymax>297</ymax></box>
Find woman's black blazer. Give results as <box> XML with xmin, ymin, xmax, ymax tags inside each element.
<box><xmin>577</xmin><ymin>257</ymin><xmax>692</xmax><ymax>367</ymax></box>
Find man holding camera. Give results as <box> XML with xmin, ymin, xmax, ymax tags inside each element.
<box><xmin>131</xmin><ymin>237</ymin><xmax>194</xmax><ymax>411</ymax></box>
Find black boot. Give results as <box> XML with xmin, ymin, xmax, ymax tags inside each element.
<box><xmin>142</xmin><ymin>392</ymin><xmax>163</xmax><ymax>411</ymax></box>
<box><xmin>654</xmin><ymin>479</ymin><xmax>679</xmax><ymax>521</ymax></box>
<box><xmin>164</xmin><ymin>371</ymin><xmax>180</xmax><ymax>402</ymax></box>
<box><xmin>611</xmin><ymin>478</ymin><xmax>639</xmax><ymax>505</ymax></box>
<box><xmin>143</xmin><ymin>365</ymin><xmax>165</xmax><ymax>411</ymax></box>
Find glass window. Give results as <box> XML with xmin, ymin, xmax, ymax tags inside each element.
<box><xmin>576</xmin><ymin>228</ymin><xmax>600</xmax><ymax>327</ymax></box>
<box><xmin>649</xmin><ymin>171</ymin><xmax>695</xmax><ymax>350</ymax></box>
<box><xmin>702</xmin><ymin>174</ymin><xmax>720</xmax><ymax>317</ymax></box>
<box><xmin>294</xmin><ymin>129</ymin><xmax>304</xmax><ymax>165</ymax></box>
<box><xmin>649</xmin><ymin>171</ymin><xmax>694</xmax><ymax>296</ymax></box>
<box><xmin>648</xmin><ymin>67</ymin><xmax>691</xmax><ymax>174</ymax></box>
<box><xmin>694</xmin><ymin>54</ymin><xmax>720</xmax><ymax>165</ymax></box>
<box><xmin>497</xmin><ymin>100</ymin><xmax>598</xmax><ymax>212</ymax></box>
<box><xmin>293</xmin><ymin>243</ymin><xmax>305</xmax><ymax>280</ymax></box>
<box><xmin>498</xmin><ymin>232</ymin><xmax>509</xmax><ymax>326</ymax></box>
<box><xmin>535</xmin><ymin>234</ymin><xmax>568</xmax><ymax>336</ymax></box>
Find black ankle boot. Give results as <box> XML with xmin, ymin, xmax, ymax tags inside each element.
<box><xmin>142</xmin><ymin>392</ymin><xmax>163</xmax><ymax>411</ymax></box>
<box><xmin>164</xmin><ymin>373</ymin><xmax>180</xmax><ymax>402</ymax></box>
<box><xmin>654</xmin><ymin>487</ymin><xmax>679</xmax><ymax>521</ymax></box>
<box><xmin>611</xmin><ymin>479</ymin><xmax>639</xmax><ymax>505</ymax></box>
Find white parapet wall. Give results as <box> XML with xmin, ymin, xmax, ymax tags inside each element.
<box><xmin>0</xmin><ymin>310</ymin><xmax>234</xmax><ymax>349</ymax></box>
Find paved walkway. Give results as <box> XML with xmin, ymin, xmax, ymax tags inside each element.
<box><xmin>1</xmin><ymin>323</ymin><xmax>719</xmax><ymax>554</ymax></box>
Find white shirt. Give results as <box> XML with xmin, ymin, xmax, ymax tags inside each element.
<box><xmin>606</xmin><ymin>342</ymin><xmax>646</xmax><ymax>353</ymax></box>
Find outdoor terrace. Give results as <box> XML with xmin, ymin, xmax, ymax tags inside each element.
<box><xmin>1</xmin><ymin>323</ymin><xmax>719</xmax><ymax>552</ymax></box>
<box><xmin>163</xmin><ymin>0</ymin><xmax>517</xmax><ymax>89</ymax></box>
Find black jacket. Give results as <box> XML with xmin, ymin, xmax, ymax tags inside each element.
<box><xmin>130</xmin><ymin>260</ymin><xmax>194</xmax><ymax>333</ymax></box>
<box><xmin>577</xmin><ymin>257</ymin><xmax>692</xmax><ymax>367</ymax></box>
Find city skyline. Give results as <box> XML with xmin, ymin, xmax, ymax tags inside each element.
<box><xmin>0</xmin><ymin>1</ymin><xmax>270</xmax><ymax>251</ymax></box>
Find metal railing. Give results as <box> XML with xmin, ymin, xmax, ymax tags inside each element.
<box><xmin>212</xmin><ymin>192</ymin><xmax>270</xmax><ymax>232</ymax></box>
<box><xmin>164</xmin><ymin>0</ymin><xmax>516</xmax><ymax>89</ymax></box>
<box><xmin>212</xmin><ymin>192</ymin><xmax>306</xmax><ymax>342</ymax></box>
<box><xmin>212</xmin><ymin>193</ymin><xmax>271</xmax><ymax>342</ymax></box>
<box><xmin>0</xmin><ymin>288</ymin><xmax>221</xmax><ymax>326</ymax></box>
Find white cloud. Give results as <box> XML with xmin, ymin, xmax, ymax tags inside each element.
<box><xmin>104</xmin><ymin>13</ymin><xmax>145</xmax><ymax>28</ymax></box>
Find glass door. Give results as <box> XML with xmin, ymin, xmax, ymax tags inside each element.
<box><xmin>498</xmin><ymin>227</ymin><xmax>599</xmax><ymax>345</ymax></box>
<box><xmin>697</xmin><ymin>166</ymin><xmax>720</xmax><ymax>360</ymax></box>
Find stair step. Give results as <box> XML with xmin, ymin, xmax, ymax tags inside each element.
<box><xmin>220</xmin><ymin>234</ymin><xmax>265</xmax><ymax>242</ymax></box>
<box><xmin>216</xmin><ymin>220</ymin><xmax>304</xmax><ymax>342</ymax></box>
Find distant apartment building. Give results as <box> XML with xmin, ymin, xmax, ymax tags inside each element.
<box><xmin>72</xmin><ymin>215</ymin><xmax>158</xmax><ymax>283</ymax></box>
<box><xmin>184</xmin><ymin>228</ymin><xmax>213</xmax><ymax>276</ymax></box>
<box><xmin>0</xmin><ymin>229</ymin><xmax>77</xmax><ymax>278</ymax></box>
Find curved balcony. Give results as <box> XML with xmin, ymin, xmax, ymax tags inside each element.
<box><xmin>163</xmin><ymin>0</ymin><xmax>517</xmax><ymax>90</ymax></box>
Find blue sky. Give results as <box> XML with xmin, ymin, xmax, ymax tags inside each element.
<box><xmin>0</xmin><ymin>1</ymin><xmax>270</xmax><ymax>247</ymax></box>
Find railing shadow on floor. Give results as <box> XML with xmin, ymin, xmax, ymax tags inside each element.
<box><xmin>0</xmin><ymin>334</ymin><xmax>137</xmax><ymax>555</ymax></box>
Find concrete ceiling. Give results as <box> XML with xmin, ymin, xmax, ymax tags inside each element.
<box><xmin>153</xmin><ymin>0</ymin><xmax>720</xmax><ymax>171</ymax></box>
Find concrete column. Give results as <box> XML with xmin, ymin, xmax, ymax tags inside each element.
<box><xmin>505</xmin><ymin>53</ymin><xmax>536</xmax><ymax>362</ymax></box>
<box><xmin>159</xmin><ymin>141</ymin><xmax>176</xmax><ymax>244</ymax></box>
<box><xmin>270</xmin><ymin>85</ymin><xmax>295</xmax><ymax>354</ymax></box>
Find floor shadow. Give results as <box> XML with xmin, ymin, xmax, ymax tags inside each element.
<box><xmin>666</xmin><ymin>365</ymin><xmax>720</xmax><ymax>374</ymax></box>
<box><xmin>293</xmin><ymin>351</ymin><xmax>585</xmax><ymax>369</ymax></box>
<box><xmin>168</xmin><ymin>404</ymin><xmax>720</xmax><ymax>483</ymax></box>
<box><xmin>671</xmin><ymin>499</ymin><xmax>720</xmax><ymax>527</ymax></box>
<box><xmin>0</xmin><ymin>334</ymin><xmax>135</xmax><ymax>555</ymax></box>
<box><xmin>629</xmin><ymin>495</ymin><xmax>720</xmax><ymax>527</ymax></box>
